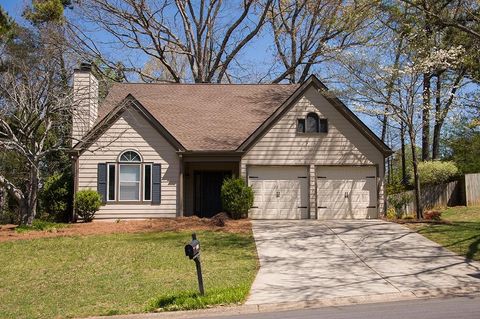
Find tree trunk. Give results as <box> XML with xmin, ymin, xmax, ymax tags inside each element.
<box><xmin>422</xmin><ymin>72</ymin><xmax>431</xmax><ymax>161</ymax></box>
<box><xmin>381</xmin><ymin>115</ymin><xmax>388</xmax><ymax>142</ymax></box>
<box><xmin>18</xmin><ymin>166</ymin><xmax>39</xmax><ymax>226</ymax></box>
<box><xmin>400</xmin><ymin>123</ymin><xmax>407</xmax><ymax>185</ymax></box>
<box><xmin>409</xmin><ymin>134</ymin><xmax>423</xmax><ymax>219</ymax></box>
<box><xmin>432</xmin><ymin>73</ymin><xmax>442</xmax><ymax>160</ymax></box>
<box><xmin>0</xmin><ymin>187</ymin><xmax>5</xmax><ymax>216</ymax></box>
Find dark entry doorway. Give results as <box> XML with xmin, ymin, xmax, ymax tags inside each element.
<box><xmin>194</xmin><ymin>171</ymin><xmax>231</xmax><ymax>218</ymax></box>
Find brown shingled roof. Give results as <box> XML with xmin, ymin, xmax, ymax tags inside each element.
<box><xmin>99</xmin><ymin>83</ymin><xmax>299</xmax><ymax>151</ymax></box>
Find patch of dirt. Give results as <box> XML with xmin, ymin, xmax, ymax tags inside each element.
<box><xmin>0</xmin><ymin>216</ymin><xmax>252</xmax><ymax>242</ymax></box>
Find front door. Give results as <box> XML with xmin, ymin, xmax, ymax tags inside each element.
<box><xmin>194</xmin><ymin>171</ymin><xmax>231</xmax><ymax>218</ymax></box>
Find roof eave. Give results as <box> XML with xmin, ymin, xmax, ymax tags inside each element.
<box><xmin>72</xmin><ymin>94</ymin><xmax>186</xmax><ymax>155</ymax></box>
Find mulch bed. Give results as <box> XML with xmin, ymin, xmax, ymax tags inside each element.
<box><xmin>391</xmin><ymin>219</ymin><xmax>451</xmax><ymax>225</ymax></box>
<box><xmin>0</xmin><ymin>214</ymin><xmax>251</xmax><ymax>243</ymax></box>
<box><xmin>380</xmin><ymin>217</ymin><xmax>451</xmax><ymax>225</ymax></box>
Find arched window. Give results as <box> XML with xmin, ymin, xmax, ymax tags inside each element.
<box><xmin>306</xmin><ymin>113</ymin><xmax>319</xmax><ymax>133</ymax></box>
<box><xmin>119</xmin><ymin>150</ymin><xmax>141</xmax><ymax>162</ymax></box>
<box><xmin>105</xmin><ymin>150</ymin><xmax>153</xmax><ymax>202</ymax></box>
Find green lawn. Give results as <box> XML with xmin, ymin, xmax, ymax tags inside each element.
<box><xmin>415</xmin><ymin>206</ymin><xmax>480</xmax><ymax>261</ymax></box>
<box><xmin>0</xmin><ymin>231</ymin><xmax>258</xmax><ymax>319</ymax></box>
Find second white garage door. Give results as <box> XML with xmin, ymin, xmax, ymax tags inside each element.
<box><xmin>316</xmin><ymin>166</ymin><xmax>378</xmax><ymax>219</ymax></box>
<box><xmin>248</xmin><ymin>166</ymin><xmax>309</xmax><ymax>219</ymax></box>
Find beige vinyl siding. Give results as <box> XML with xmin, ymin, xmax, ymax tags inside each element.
<box><xmin>77</xmin><ymin>108</ymin><xmax>180</xmax><ymax>219</ymax></box>
<box><xmin>241</xmin><ymin>86</ymin><xmax>385</xmax><ymax>218</ymax></box>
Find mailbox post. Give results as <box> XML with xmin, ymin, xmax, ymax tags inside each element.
<box><xmin>184</xmin><ymin>233</ymin><xmax>204</xmax><ymax>295</ymax></box>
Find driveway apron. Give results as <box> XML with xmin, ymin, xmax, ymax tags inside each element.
<box><xmin>247</xmin><ymin>220</ymin><xmax>480</xmax><ymax>305</ymax></box>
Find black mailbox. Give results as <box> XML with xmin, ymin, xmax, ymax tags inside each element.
<box><xmin>185</xmin><ymin>239</ymin><xmax>200</xmax><ymax>259</ymax></box>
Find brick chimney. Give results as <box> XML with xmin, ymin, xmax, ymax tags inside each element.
<box><xmin>72</xmin><ymin>63</ymin><xmax>98</xmax><ymax>146</ymax></box>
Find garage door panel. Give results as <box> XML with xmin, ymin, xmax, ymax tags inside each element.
<box><xmin>317</xmin><ymin>180</ymin><xmax>351</xmax><ymax>189</ymax></box>
<box><xmin>248</xmin><ymin>166</ymin><xmax>308</xmax><ymax>219</ymax></box>
<box><xmin>316</xmin><ymin>166</ymin><xmax>377</xmax><ymax>220</ymax></box>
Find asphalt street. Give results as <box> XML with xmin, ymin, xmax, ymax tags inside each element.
<box><xmin>196</xmin><ymin>296</ymin><xmax>480</xmax><ymax>319</ymax></box>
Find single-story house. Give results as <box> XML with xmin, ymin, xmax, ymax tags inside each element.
<box><xmin>71</xmin><ymin>64</ymin><xmax>392</xmax><ymax>220</ymax></box>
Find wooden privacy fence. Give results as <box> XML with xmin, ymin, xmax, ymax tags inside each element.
<box><xmin>387</xmin><ymin>173</ymin><xmax>480</xmax><ymax>214</ymax></box>
<box><xmin>465</xmin><ymin>173</ymin><xmax>480</xmax><ymax>206</ymax></box>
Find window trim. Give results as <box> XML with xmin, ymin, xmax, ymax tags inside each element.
<box><xmin>297</xmin><ymin>113</ymin><xmax>328</xmax><ymax>135</ymax></box>
<box><xmin>297</xmin><ymin>118</ymin><xmax>305</xmax><ymax>133</ymax></box>
<box><xmin>143</xmin><ymin>163</ymin><xmax>152</xmax><ymax>201</ymax></box>
<box><xmin>118</xmin><ymin>163</ymin><xmax>142</xmax><ymax>202</ymax></box>
<box><xmin>104</xmin><ymin>150</ymin><xmax>157</xmax><ymax>204</ymax></box>
<box><xmin>306</xmin><ymin>112</ymin><xmax>320</xmax><ymax>133</ymax></box>
<box><xmin>106</xmin><ymin>163</ymin><xmax>116</xmax><ymax>202</ymax></box>
<box><xmin>319</xmin><ymin>118</ymin><xmax>328</xmax><ymax>133</ymax></box>
<box><xmin>118</xmin><ymin>149</ymin><xmax>143</xmax><ymax>162</ymax></box>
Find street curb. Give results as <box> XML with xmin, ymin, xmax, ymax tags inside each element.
<box><xmin>83</xmin><ymin>286</ymin><xmax>480</xmax><ymax>319</ymax></box>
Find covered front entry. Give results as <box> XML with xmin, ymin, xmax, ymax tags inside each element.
<box><xmin>183</xmin><ymin>160</ymin><xmax>239</xmax><ymax>218</ymax></box>
<box><xmin>248</xmin><ymin>166</ymin><xmax>309</xmax><ymax>219</ymax></box>
<box><xmin>194</xmin><ymin>171</ymin><xmax>231</xmax><ymax>217</ymax></box>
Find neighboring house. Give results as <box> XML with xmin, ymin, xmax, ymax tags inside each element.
<box><xmin>71</xmin><ymin>64</ymin><xmax>392</xmax><ymax>220</ymax></box>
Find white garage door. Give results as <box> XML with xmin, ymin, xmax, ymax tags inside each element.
<box><xmin>248</xmin><ymin>166</ymin><xmax>309</xmax><ymax>219</ymax></box>
<box><xmin>316</xmin><ymin>166</ymin><xmax>377</xmax><ymax>219</ymax></box>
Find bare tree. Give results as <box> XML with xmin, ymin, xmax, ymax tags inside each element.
<box><xmin>266</xmin><ymin>0</ymin><xmax>377</xmax><ymax>83</ymax></box>
<box><xmin>0</xmin><ymin>58</ymin><xmax>75</xmax><ymax>225</ymax></box>
<box><xmin>69</xmin><ymin>0</ymin><xmax>273</xmax><ymax>83</ymax></box>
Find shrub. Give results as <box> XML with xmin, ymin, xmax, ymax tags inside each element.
<box><xmin>74</xmin><ymin>189</ymin><xmax>102</xmax><ymax>222</ymax></box>
<box><xmin>424</xmin><ymin>210</ymin><xmax>442</xmax><ymax>221</ymax></box>
<box><xmin>221</xmin><ymin>177</ymin><xmax>254</xmax><ymax>219</ymax></box>
<box><xmin>388</xmin><ymin>192</ymin><xmax>413</xmax><ymax>218</ymax></box>
<box><xmin>40</xmin><ymin>172</ymin><xmax>73</xmax><ymax>222</ymax></box>
<box><xmin>386</xmin><ymin>180</ymin><xmax>407</xmax><ymax>196</ymax></box>
<box><xmin>0</xmin><ymin>208</ymin><xmax>19</xmax><ymax>225</ymax></box>
<box><xmin>385</xmin><ymin>207</ymin><xmax>397</xmax><ymax>220</ymax></box>
<box><xmin>411</xmin><ymin>161</ymin><xmax>459</xmax><ymax>185</ymax></box>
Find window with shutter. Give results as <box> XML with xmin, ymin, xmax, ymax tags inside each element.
<box><xmin>97</xmin><ymin>163</ymin><xmax>107</xmax><ymax>204</ymax></box>
<box><xmin>152</xmin><ymin>164</ymin><xmax>161</xmax><ymax>205</ymax></box>
<box><xmin>144</xmin><ymin>164</ymin><xmax>152</xmax><ymax>201</ymax></box>
<box><xmin>101</xmin><ymin>151</ymin><xmax>159</xmax><ymax>204</ymax></box>
<box><xmin>319</xmin><ymin>118</ymin><xmax>328</xmax><ymax>133</ymax></box>
<box><xmin>306</xmin><ymin>113</ymin><xmax>319</xmax><ymax>133</ymax></box>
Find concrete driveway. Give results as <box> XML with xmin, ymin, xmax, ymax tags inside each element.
<box><xmin>247</xmin><ymin>220</ymin><xmax>480</xmax><ymax>305</ymax></box>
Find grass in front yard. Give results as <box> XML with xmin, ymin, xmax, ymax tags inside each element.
<box><xmin>414</xmin><ymin>206</ymin><xmax>480</xmax><ymax>261</ymax></box>
<box><xmin>0</xmin><ymin>230</ymin><xmax>257</xmax><ymax>319</ymax></box>
<box><xmin>15</xmin><ymin>220</ymin><xmax>68</xmax><ymax>233</ymax></box>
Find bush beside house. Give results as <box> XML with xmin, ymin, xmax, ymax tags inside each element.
<box><xmin>221</xmin><ymin>177</ymin><xmax>254</xmax><ymax>219</ymax></box>
<box><xmin>74</xmin><ymin>189</ymin><xmax>102</xmax><ymax>222</ymax></box>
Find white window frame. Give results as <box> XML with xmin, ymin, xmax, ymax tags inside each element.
<box><xmin>143</xmin><ymin>163</ymin><xmax>153</xmax><ymax>201</ymax></box>
<box><xmin>118</xmin><ymin>149</ymin><xmax>143</xmax><ymax>162</ymax></box>
<box><xmin>107</xmin><ymin>163</ymin><xmax>116</xmax><ymax>202</ymax></box>
<box><xmin>118</xmin><ymin>163</ymin><xmax>141</xmax><ymax>202</ymax></box>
